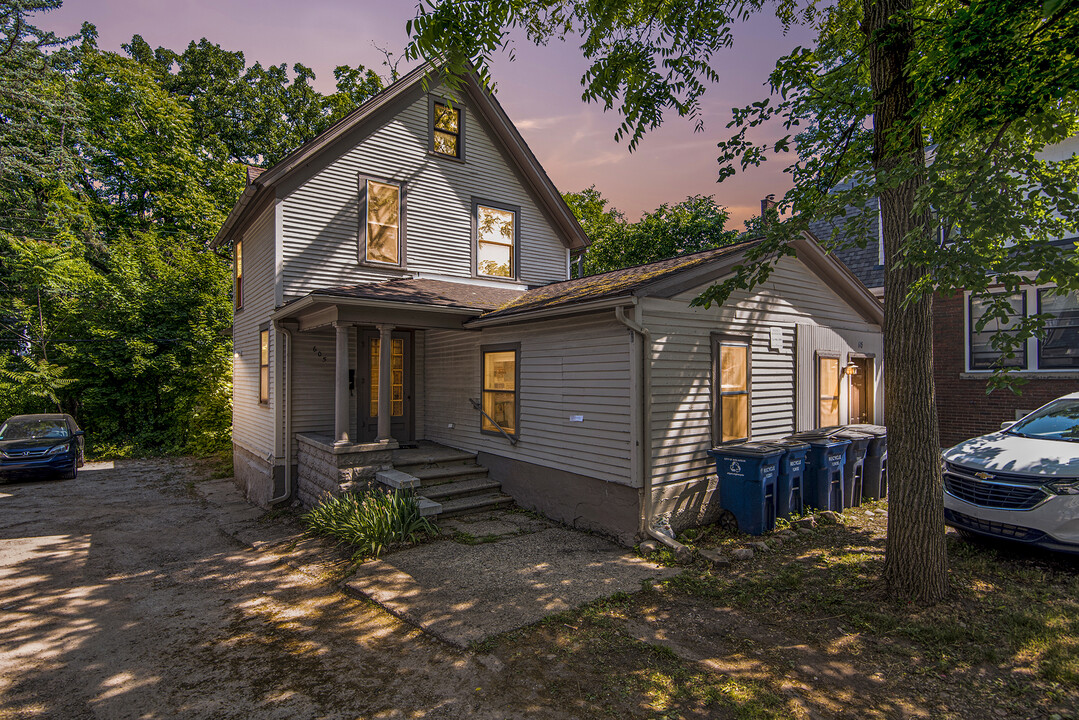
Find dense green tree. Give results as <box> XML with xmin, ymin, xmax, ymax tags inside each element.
<box><xmin>408</xmin><ymin>0</ymin><xmax>1079</xmax><ymax>602</ymax></box>
<box><xmin>563</xmin><ymin>187</ymin><xmax>739</xmax><ymax>275</ymax></box>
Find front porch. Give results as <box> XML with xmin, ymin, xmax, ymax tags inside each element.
<box><xmin>293</xmin><ymin>435</ymin><xmax>513</xmax><ymax>517</ymax></box>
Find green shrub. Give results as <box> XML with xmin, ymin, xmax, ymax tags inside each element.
<box><xmin>301</xmin><ymin>488</ymin><xmax>437</xmax><ymax>561</ymax></box>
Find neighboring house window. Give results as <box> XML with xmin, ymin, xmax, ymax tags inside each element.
<box><xmin>1038</xmin><ymin>288</ymin><xmax>1079</xmax><ymax>369</ymax></box>
<box><xmin>361</xmin><ymin>179</ymin><xmax>402</xmax><ymax>265</ymax></box>
<box><xmin>234</xmin><ymin>240</ymin><xmax>243</xmax><ymax>310</ymax></box>
<box><xmin>968</xmin><ymin>292</ymin><xmax>1026</xmax><ymax>370</ymax></box>
<box><xmin>817</xmin><ymin>354</ymin><xmax>841</xmax><ymax>427</ymax></box>
<box><xmin>481</xmin><ymin>344</ymin><xmax>518</xmax><ymax>437</ymax></box>
<box><xmin>713</xmin><ymin>336</ymin><xmax>751</xmax><ymax>443</ymax></box>
<box><xmin>475</xmin><ymin>202</ymin><xmax>517</xmax><ymax>278</ymax></box>
<box><xmin>259</xmin><ymin>328</ymin><xmax>270</xmax><ymax>404</ymax></box>
<box><xmin>432</xmin><ymin>101</ymin><xmax>462</xmax><ymax>158</ymax></box>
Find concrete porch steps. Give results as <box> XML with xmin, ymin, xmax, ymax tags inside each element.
<box><xmin>387</xmin><ymin>441</ymin><xmax>514</xmax><ymax>518</ymax></box>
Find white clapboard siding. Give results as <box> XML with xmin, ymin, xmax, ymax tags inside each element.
<box><xmin>232</xmin><ymin>206</ymin><xmax>277</xmax><ymax>458</ymax></box>
<box><xmin>642</xmin><ymin>253</ymin><xmax>883</xmax><ymax>492</ymax></box>
<box><xmin>424</xmin><ymin>314</ymin><xmax>634</xmax><ymax>485</ymax></box>
<box><xmin>280</xmin><ymin>84</ymin><xmax>567</xmax><ymax>299</ymax></box>
<box><xmin>795</xmin><ymin>324</ymin><xmax>884</xmax><ymax>431</ymax></box>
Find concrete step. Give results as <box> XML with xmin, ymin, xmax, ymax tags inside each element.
<box><xmin>392</xmin><ymin>448</ymin><xmax>477</xmax><ymax>471</ymax></box>
<box><xmin>421</xmin><ymin>477</ymin><xmax>503</xmax><ymax>502</ymax></box>
<box><xmin>410</xmin><ymin>464</ymin><xmax>490</xmax><ymax>485</ymax></box>
<box><xmin>437</xmin><ymin>492</ymin><xmax>515</xmax><ymax>518</ymax></box>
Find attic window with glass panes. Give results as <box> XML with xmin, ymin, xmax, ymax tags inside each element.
<box><xmin>433</xmin><ymin>102</ymin><xmax>461</xmax><ymax>158</ymax></box>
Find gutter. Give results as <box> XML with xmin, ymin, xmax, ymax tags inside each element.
<box><xmin>467</xmin><ymin>296</ymin><xmax>634</xmax><ymax>329</ymax></box>
<box><xmin>210</xmin><ymin>182</ymin><xmax>259</xmax><ymax>249</ymax></box>
<box><xmin>269</xmin><ymin>323</ymin><xmax>294</xmax><ymax>505</ymax></box>
<box><xmin>614</xmin><ymin>304</ymin><xmax>691</xmax><ymax>560</ymax></box>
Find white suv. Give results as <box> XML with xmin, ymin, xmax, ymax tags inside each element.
<box><xmin>942</xmin><ymin>391</ymin><xmax>1079</xmax><ymax>553</ymax></box>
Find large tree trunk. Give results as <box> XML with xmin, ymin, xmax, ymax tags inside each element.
<box><xmin>863</xmin><ymin>0</ymin><xmax>947</xmax><ymax>603</ymax></box>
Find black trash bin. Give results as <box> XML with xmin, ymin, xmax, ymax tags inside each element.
<box><xmin>821</xmin><ymin>427</ymin><xmax>873</xmax><ymax>508</ymax></box>
<box><xmin>848</xmin><ymin>424</ymin><xmax>887</xmax><ymax>500</ymax></box>
<box><xmin>787</xmin><ymin>430</ymin><xmax>850</xmax><ymax>512</ymax></box>
<box><xmin>706</xmin><ymin>442</ymin><xmax>784</xmax><ymax>535</ymax></box>
<box><xmin>770</xmin><ymin>439</ymin><xmax>810</xmax><ymax>518</ymax></box>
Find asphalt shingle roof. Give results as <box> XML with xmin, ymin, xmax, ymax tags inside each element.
<box><xmin>313</xmin><ymin>278</ymin><xmax>523</xmax><ymax>311</ymax></box>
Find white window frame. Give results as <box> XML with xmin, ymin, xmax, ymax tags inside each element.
<box><xmin>963</xmin><ymin>284</ymin><xmax>1079</xmax><ymax>374</ymax></box>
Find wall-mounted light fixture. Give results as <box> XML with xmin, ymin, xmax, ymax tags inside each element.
<box><xmin>844</xmin><ymin>362</ymin><xmax>858</xmax><ymax>376</ymax></box>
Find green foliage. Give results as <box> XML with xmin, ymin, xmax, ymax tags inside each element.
<box><xmin>301</xmin><ymin>489</ymin><xmax>438</xmax><ymax>561</ymax></box>
<box><xmin>563</xmin><ymin>187</ymin><xmax>739</xmax><ymax>275</ymax></box>
<box><xmin>0</xmin><ymin>2</ymin><xmax>387</xmax><ymax>456</ymax></box>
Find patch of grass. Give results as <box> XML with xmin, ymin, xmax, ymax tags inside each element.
<box><xmin>301</xmin><ymin>488</ymin><xmax>437</xmax><ymax>562</ymax></box>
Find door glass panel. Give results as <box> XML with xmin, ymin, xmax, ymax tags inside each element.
<box><xmin>818</xmin><ymin>356</ymin><xmax>840</xmax><ymax>426</ymax></box>
<box><xmin>369</xmin><ymin>338</ymin><xmax>406</xmax><ymax>418</ymax></box>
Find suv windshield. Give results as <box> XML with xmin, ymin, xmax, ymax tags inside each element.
<box><xmin>1007</xmin><ymin>399</ymin><xmax>1079</xmax><ymax>442</ymax></box>
<box><xmin>0</xmin><ymin>419</ymin><xmax>70</xmax><ymax>441</ymax></box>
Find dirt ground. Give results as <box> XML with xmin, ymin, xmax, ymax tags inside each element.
<box><xmin>1</xmin><ymin>459</ymin><xmax>1076</xmax><ymax>719</ymax></box>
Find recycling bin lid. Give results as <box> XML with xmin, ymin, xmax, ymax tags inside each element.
<box><xmin>788</xmin><ymin>429</ymin><xmax>849</xmax><ymax>441</ymax></box>
<box><xmin>769</xmin><ymin>438</ymin><xmax>811</xmax><ymax>452</ymax></box>
<box><xmin>819</xmin><ymin>425</ymin><xmax>874</xmax><ymax>441</ymax></box>
<box><xmin>708</xmin><ymin>441</ymin><xmax>785</xmax><ymax>458</ymax></box>
<box><xmin>847</xmin><ymin>423</ymin><xmax>887</xmax><ymax>436</ymax></box>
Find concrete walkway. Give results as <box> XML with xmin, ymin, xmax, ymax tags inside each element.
<box><xmin>343</xmin><ymin>513</ymin><xmax>678</xmax><ymax>647</ymax></box>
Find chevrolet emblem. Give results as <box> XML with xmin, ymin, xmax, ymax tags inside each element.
<box><xmin>974</xmin><ymin>471</ymin><xmax>992</xmax><ymax>480</ymax></box>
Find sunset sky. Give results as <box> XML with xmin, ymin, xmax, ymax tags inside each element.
<box><xmin>41</xmin><ymin>1</ymin><xmax>814</xmax><ymax>228</ymax></box>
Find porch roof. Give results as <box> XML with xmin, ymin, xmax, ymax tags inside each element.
<box><xmin>312</xmin><ymin>278</ymin><xmax>523</xmax><ymax>311</ymax></box>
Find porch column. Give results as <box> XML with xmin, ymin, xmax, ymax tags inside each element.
<box><xmin>334</xmin><ymin>322</ymin><xmax>351</xmax><ymax>445</ymax></box>
<box><xmin>376</xmin><ymin>323</ymin><xmax>395</xmax><ymax>442</ymax></box>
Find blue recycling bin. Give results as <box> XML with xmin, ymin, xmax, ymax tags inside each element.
<box><xmin>770</xmin><ymin>439</ymin><xmax>810</xmax><ymax>518</ymax></box>
<box><xmin>788</xmin><ymin>430</ymin><xmax>850</xmax><ymax>512</ymax></box>
<box><xmin>707</xmin><ymin>442</ymin><xmax>784</xmax><ymax>535</ymax></box>
<box><xmin>848</xmin><ymin>424</ymin><xmax>887</xmax><ymax>500</ymax></box>
<box><xmin>821</xmin><ymin>427</ymin><xmax>873</xmax><ymax>508</ymax></box>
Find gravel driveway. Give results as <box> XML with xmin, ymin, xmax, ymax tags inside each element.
<box><xmin>0</xmin><ymin>460</ymin><xmax>574</xmax><ymax>719</ymax></box>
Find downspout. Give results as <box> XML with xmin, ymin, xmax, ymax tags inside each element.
<box><xmin>269</xmin><ymin>323</ymin><xmax>293</xmax><ymax>505</ymax></box>
<box><xmin>614</xmin><ymin>305</ymin><xmax>691</xmax><ymax>559</ymax></box>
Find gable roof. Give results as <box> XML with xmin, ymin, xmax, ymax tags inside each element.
<box><xmin>211</xmin><ymin>64</ymin><xmax>589</xmax><ymax>251</ymax></box>
<box><xmin>470</xmin><ymin>232</ymin><xmax>885</xmax><ymax>327</ymax></box>
<box><xmin>477</xmin><ymin>239</ymin><xmax>763</xmax><ymax>322</ymax></box>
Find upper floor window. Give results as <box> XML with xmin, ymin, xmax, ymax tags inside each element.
<box><xmin>969</xmin><ymin>292</ymin><xmax>1026</xmax><ymax>370</ymax></box>
<box><xmin>475</xmin><ymin>202</ymin><xmax>517</xmax><ymax>278</ymax></box>
<box><xmin>361</xmin><ymin>179</ymin><xmax>402</xmax><ymax>266</ymax></box>
<box><xmin>1038</xmin><ymin>289</ymin><xmax>1079</xmax><ymax>369</ymax></box>
<box><xmin>432</xmin><ymin>101</ymin><xmax>462</xmax><ymax>158</ymax></box>
<box><xmin>234</xmin><ymin>239</ymin><xmax>243</xmax><ymax>310</ymax></box>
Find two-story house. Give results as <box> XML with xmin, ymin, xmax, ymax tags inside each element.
<box><xmin>212</xmin><ymin>65</ymin><xmax>885</xmax><ymax>544</ymax></box>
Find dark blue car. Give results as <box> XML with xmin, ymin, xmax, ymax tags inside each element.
<box><xmin>0</xmin><ymin>414</ymin><xmax>85</xmax><ymax>480</ymax></box>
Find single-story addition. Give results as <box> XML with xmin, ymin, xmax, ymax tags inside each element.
<box><xmin>213</xmin><ymin>63</ymin><xmax>885</xmax><ymax>544</ymax></box>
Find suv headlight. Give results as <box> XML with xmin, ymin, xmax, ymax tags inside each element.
<box><xmin>46</xmin><ymin>443</ymin><xmax>70</xmax><ymax>456</ymax></box>
<box><xmin>1047</xmin><ymin>480</ymin><xmax>1079</xmax><ymax>496</ymax></box>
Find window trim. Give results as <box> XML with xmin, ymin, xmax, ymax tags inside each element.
<box><xmin>480</xmin><ymin>342</ymin><xmax>520</xmax><ymax>440</ymax></box>
<box><xmin>816</xmin><ymin>351</ymin><xmax>842</xmax><ymax>428</ymax></box>
<box><xmin>967</xmin><ymin>290</ymin><xmax>1027</xmax><ymax>371</ymax></box>
<box><xmin>711</xmin><ymin>333</ymin><xmax>752</xmax><ymax>445</ymax></box>
<box><xmin>428</xmin><ymin>94</ymin><xmax>466</xmax><ymax>162</ymax></box>
<box><xmin>472</xmin><ymin>198</ymin><xmax>520</xmax><ymax>281</ymax></box>
<box><xmin>357</xmin><ymin>175</ymin><xmax>407</xmax><ymax>269</ymax></box>
<box><xmin>234</xmin><ymin>239</ymin><xmax>243</xmax><ymax>311</ymax></box>
<box><xmin>258</xmin><ymin>326</ymin><xmax>270</xmax><ymax>405</ymax></box>
<box><xmin>1037</xmin><ymin>287</ymin><xmax>1079</xmax><ymax>370</ymax></box>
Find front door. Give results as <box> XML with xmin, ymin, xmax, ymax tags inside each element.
<box><xmin>848</xmin><ymin>356</ymin><xmax>872</xmax><ymax>424</ymax></box>
<box><xmin>359</xmin><ymin>330</ymin><xmax>414</xmax><ymax>442</ymax></box>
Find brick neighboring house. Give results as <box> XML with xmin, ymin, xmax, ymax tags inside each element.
<box><xmin>810</xmin><ymin>194</ymin><xmax>1079</xmax><ymax>448</ymax></box>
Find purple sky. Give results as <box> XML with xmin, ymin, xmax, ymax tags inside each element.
<box><xmin>42</xmin><ymin>1</ymin><xmax>813</xmax><ymax>228</ymax></box>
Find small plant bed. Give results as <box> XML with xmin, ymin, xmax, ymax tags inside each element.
<box><xmin>301</xmin><ymin>488</ymin><xmax>438</xmax><ymax>562</ymax></box>
<box><xmin>483</xmin><ymin>502</ymin><xmax>1078</xmax><ymax>719</ymax></box>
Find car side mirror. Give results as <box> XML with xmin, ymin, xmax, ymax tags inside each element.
<box><xmin>73</xmin><ymin>430</ymin><xmax>85</xmax><ymax>437</ymax></box>
<box><xmin>999</xmin><ymin>421</ymin><xmax>1015</xmax><ymax>431</ymax></box>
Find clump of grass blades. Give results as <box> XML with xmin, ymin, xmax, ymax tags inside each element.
<box><xmin>301</xmin><ymin>488</ymin><xmax>437</xmax><ymax>561</ymax></box>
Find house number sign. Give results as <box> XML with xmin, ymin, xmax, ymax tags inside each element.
<box><xmin>312</xmin><ymin>345</ymin><xmax>328</xmax><ymax>362</ymax></box>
